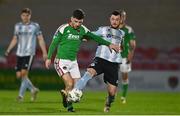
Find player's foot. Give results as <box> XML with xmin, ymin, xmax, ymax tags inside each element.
<box><xmin>104</xmin><ymin>97</ymin><xmax>111</xmax><ymax>112</ymax></box>
<box><xmin>121</xmin><ymin>97</ymin><xmax>126</xmax><ymax>104</ymax></box>
<box><xmin>67</xmin><ymin>107</ymin><xmax>75</xmax><ymax>112</ymax></box>
<box><xmin>104</xmin><ymin>104</ymin><xmax>110</xmax><ymax>112</ymax></box>
<box><xmin>60</xmin><ymin>89</ymin><xmax>68</xmax><ymax>108</ymax></box>
<box><xmin>67</xmin><ymin>101</ymin><xmax>75</xmax><ymax>112</ymax></box>
<box><xmin>31</xmin><ymin>88</ymin><xmax>39</xmax><ymax>102</ymax></box>
<box><xmin>16</xmin><ymin>96</ymin><xmax>23</xmax><ymax>102</ymax></box>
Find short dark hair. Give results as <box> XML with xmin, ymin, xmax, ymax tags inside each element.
<box><xmin>111</xmin><ymin>10</ymin><xmax>120</xmax><ymax>16</ymax></box>
<box><xmin>21</xmin><ymin>8</ymin><xmax>32</xmax><ymax>14</ymax></box>
<box><xmin>72</xmin><ymin>9</ymin><xmax>85</xmax><ymax>20</ymax></box>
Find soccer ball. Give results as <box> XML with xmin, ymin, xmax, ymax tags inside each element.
<box><xmin>67</xmin><ymin>88</ymin><xmax>83</xmax><ymax>102</ymax></box>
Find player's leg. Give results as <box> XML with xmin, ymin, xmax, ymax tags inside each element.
<box><xmin>61</xmin><ymin>73</ymin><xmax>75</xmax><ymax>112</ymax></box>
<box><xmin>54</xmin><ymin>59</ymin><xmax>68</xmax><ymax>108</ymax></box>
<box><xmin>60</xmin><ymin>89</ymin><xmax>67</xmax><ymax>108</ymax></box>
<box><xmin>62</xmin><ymin>73</ymin><xmax>74</xmax><ymax>93</ymax></box>
<box><xmin>104</xmin><ymin>83</ymin><xmax>117</xmax><ymax>112</ymax></box>
<box><xmin>74</xmin><ymin>68</ymin><xmax>95</xmax><ymax>90</ymax></box>
<box><xmin>54</xmin><ymin>59</ymin><xmax>75</xmax><ymax>92</ymax></box>
<box><xmin>17</xmin><ymin>70</ymin><xmax>36</xmax><ymax>102</ymax></box>
<box><xmin>103</xmin><ymin>61</ymin><xmax>119</xmax><ymax>112</ymax></box>
<box><xmin>20</xmin><ymin>56</ymin><xmax>39</xmax><ymax>102</ymax></box>
<box><xmin>121</xmin><ymin>72</ymin><xmax>129</xmax><ymax>104</ymax></box>
<box><xmin>16</xmin><ymin>71</ymin><xmax>24</xmax><ymax>101</ymax></box>
<box><xmin>120</xmin><ymin>59</ymin><xmax>131</xmax><ymax>104</ymax></box>
<box><xmin>59</xmin><ymin>82</ymin><xmax>67</xmax><ymax>108</ymax></box>
<box><xmin>58</xmin><ymin>73</ymin><xmax>75</xmax><ymax>112</ymax></box>
<box><xmin>20</xmin><ymin>69</ymin><xmax>39</xmax><ymax>102</ymax></box>
<box><xmin>16</xmin><ymin>72</ymin><xmax>25</xmax><ymax>101</ymax></box>
<box><xmin>74</xmin><ymin>57</ymin><xmax>102</xmax><ymax>90</ymax></box>
<box><xmin>16</xmin><ymin>71</ymin><xmax>21</xmax><ymax>79</ymax></box>
<box><xmin>15</xmin><ymin>56</ymin><xmax>26</xmax><ymax>101</ymax></box>
<box><xmin>54</xmin><ymin>59</ymin><xmax>75</xmax><ymax>112</ymax></box>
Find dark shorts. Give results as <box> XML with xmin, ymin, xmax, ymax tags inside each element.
<box><xmin>15</xmin><ymin>56</ymin><xmax>34</xmax><ymax>72</ymax></box>
<box><xmin>88</xmin><ymin>57</ymin><xmax>119</xmax><ymax>86</ymax></box>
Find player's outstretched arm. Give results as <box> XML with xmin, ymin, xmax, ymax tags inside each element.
<box><xmin>5</xmin><ymin>36</ymin><xmax>17</xmax><ymax>56</ymax></box>
<box><xmin>85</xmin><ymin>32</ymin><xmax>120</xmax><ymax>52</ymax></box>
<box><xmin>109</xmin><ymin>44</ymin><xmax>121</xmax><ymax>53</ymax></box>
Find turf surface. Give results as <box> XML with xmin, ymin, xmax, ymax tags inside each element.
<box><xmin>0</xmin><ymin>90</ymin><xmax>180</xmax><ymax>115</ymax></box>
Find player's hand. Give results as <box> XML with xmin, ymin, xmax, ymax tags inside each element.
<box><xmin>4</xmin><ymin>50</ymin><xmax>10</xmax><ymax>57</ymax></box>
<box><xmin>109</xmin><ymin>44</ymin><xmax>121</xmax><ymax>53</ymax></box>
<box><xmin>45</xmin><ymin>59</ymin><xmax>51</xmax><ymax>69</ymax></box>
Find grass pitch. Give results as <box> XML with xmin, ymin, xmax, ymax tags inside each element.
<box><xmin>0</xmin><ymin>90</ymin><xmax>180</xmax><ymax>115</ymax></box>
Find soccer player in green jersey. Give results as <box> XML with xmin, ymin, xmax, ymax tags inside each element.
<box><xmin>119</xmin><ymin>10</ymin><xmax>136</xmax><ymax>104</ymax></box>
<box><xmin>45</xmin><ymin>9</ymin><xmax>120</xmax><ymax>112</ymax></box>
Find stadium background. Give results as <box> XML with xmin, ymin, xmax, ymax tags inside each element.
<box><xmin>0</xmin><ymin>0</ymin><xmax>180</xmax><ymax>114</ymax></box>
<box><xmin>0</xmin><ymin>0</ymin><xmax>179</xmax><ymax>91</ymax></box>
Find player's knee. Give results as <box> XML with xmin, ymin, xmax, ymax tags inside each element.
<box><xmin>108</xmin><ymin>87</ymin><xmax>116</xmax><ymax>96</ymax></box>
<box><xmin>87</xmin><ymin>68</ymin><xmax>96</xmax><ymax>77</ymax></box>
<box><xmin>109</xmin><ymin>89</ymin><xmax>116</xmax><ymax>96</ymax></box>
<box><xmin>16</xmin><ymin>72</ymin><xmax>21</xmax><ymax>78</ymax></box>
<box><xmin>21</xmin><ymin>69</ymin><xmax>28</xmax><ymax>77</ymax></box>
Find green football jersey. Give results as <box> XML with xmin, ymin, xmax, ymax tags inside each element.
<box><xmin>120</xmin><ymin>25</ymin><xmax>136</xmax><ymax>58</ymax></box>
<box><xmin>47</xmin><ymin>24</ymin><xmax>111</xmax><ymax>61</ymax></box>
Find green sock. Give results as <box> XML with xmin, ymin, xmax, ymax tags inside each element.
<box><xmin>106</xmin><ymin>95</ymin><xmax>115</xmax><ymax>106</ymax></box>
<box><xmin>108</xmin><ymin>95</ymin><xmax>115</xmax><ymax>103</ymax></box>
<box><xmin>122</xmin><ymin>84</ymin><xmax>128</xmax><ymax>98</ymax></box>
<box><xmin>67</xmin><ymin>101</ymin><xmax>73</xmax><ymax>110</ymax></box>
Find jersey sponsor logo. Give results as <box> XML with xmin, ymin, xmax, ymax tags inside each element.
<box><xmin>18</xmin><ymin>32</ymin><xmax>33</xmax><ymax>35</ymax></box>
<box><xmin>67</xmin><ymin>34</ymin><xmax>80</xmax><ymax>40</ymax></box>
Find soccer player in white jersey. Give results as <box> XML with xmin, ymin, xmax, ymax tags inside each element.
<box><xmin>5</xmin><ymin>8</ymin><xmax>47</xmax><ymax>102</ymax></box>
<box><xmin>73</xmin><ymin>10</ymin><xmax>124</xmax><ymax>112</ymax></box>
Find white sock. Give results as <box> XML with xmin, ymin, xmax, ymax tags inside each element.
<box><xmin>75</xmin><ymin>72</ymin><xmax>92</xmax><ymax>90</ymax></box>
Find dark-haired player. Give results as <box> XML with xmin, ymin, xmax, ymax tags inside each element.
<box><xmin>73</xmin><ymin>10</ymin><xmax>124</xmax><ymax>112</ymax></box>
<box><xmin>45</xmin><ymin>9</ymin><xmax>120</xmax><ymax>112</ymax></box>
